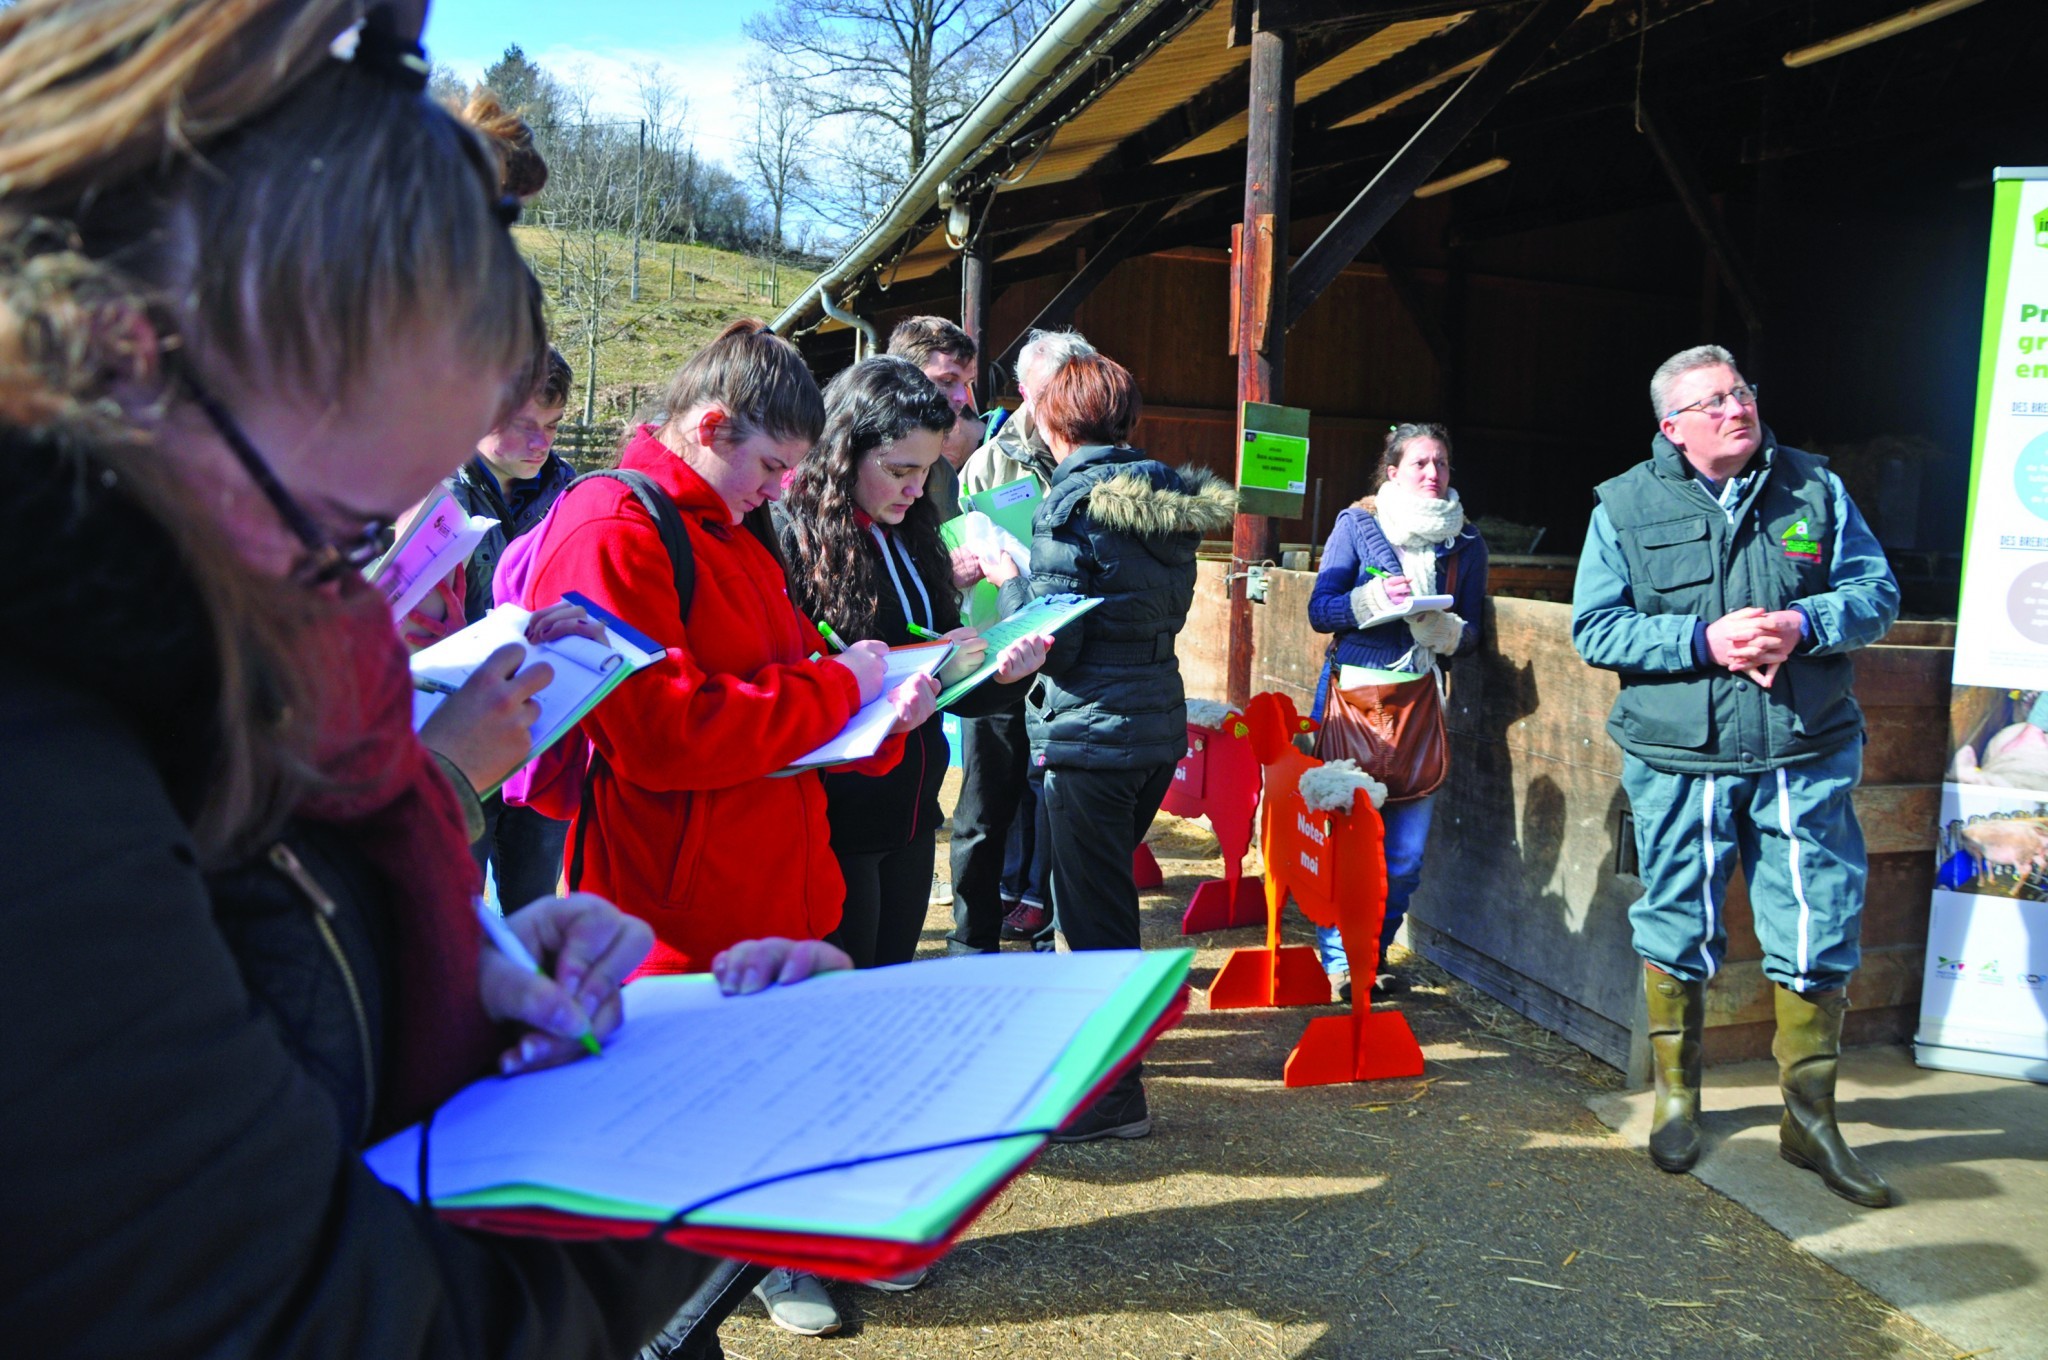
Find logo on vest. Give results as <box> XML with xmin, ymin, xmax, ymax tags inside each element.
<box><xmin>1781</xmin><ymin>518</ymin><xmax>1822</xmax><ymax>564</ymax></box>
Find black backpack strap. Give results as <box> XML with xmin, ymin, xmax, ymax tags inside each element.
<box><xmin>564</xmin><ymin>468</ymin><xmax>695</xmax><ymax>618</ymax></box>
<box><xmin>556</xmin><ymin>469</ymin><xmax>696</xmax><ymax>891</ymax></box>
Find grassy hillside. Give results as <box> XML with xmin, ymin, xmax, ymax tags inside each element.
<box><xmin>514</xmin><ymin>225</ymin><xmax>816</xmax><ymax>430</ymax></box>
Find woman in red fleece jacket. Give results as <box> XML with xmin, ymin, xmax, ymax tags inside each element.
<box><xmin>523</xmin><ymin>320</ymin><xmax>938</xmax><ymax>974</ymax></box>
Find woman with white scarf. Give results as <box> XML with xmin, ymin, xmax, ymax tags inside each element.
<box><xmin>1306</xmin><ymin>424</ymin><xmax>1489</xmax><ymax>1000</ymax></box>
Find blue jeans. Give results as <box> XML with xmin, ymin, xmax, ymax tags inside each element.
<box><xmin>1317</xmin><ymin>793</ymin><xmax>1436</xmax><ymax>974</ymax></box>
<box><xmin>1000</xmin><ymin>768</ymin><xmax>1047</xmax><ymax>909</ymax></box>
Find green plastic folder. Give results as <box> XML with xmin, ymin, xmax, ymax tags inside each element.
<box><xmin>363</xmin><ymin>949</ymin><xmax>1191</xmax><ymax>1248</ymax></box>
<box><xmin>934</xmin><ymin>594</ymin><xmax>1100</xmax><ymax>710</ymax></box>
<box><xmin>941</xmin><ymin>476</ymin><xmax>1044</xmax><ymax>628</ymax></box>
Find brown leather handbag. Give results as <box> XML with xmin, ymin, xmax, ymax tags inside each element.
<box><xmin>1312</xmin><ymin>555</ymin><xmax>1457</xmax><ymax>804</ymax></box>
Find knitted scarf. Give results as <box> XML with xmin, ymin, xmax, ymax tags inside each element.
<box><xmin>1371</xmin><ymin>481</ymin><xmax>1466</xmax><ymax>593</ymax></box>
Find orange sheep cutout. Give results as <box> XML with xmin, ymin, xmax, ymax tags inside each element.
<box><xmin>1208</xmin><ymin>691</ymin><xmax>1425</xmax><ymax>1087</ymax></box>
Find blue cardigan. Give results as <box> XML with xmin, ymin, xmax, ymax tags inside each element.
<box><xmin>1308</xmin><ymin>504</ymin><xmax>1489</xmax><ymax>713</ymax></box>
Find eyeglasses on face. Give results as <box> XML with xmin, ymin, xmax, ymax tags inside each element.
<box><xmin>183</xmin><ymin>374</ymin><xmax>392</xmax><ymax>586</ymax></box>
<box><xmin>1665</xmin><ymin>383</ymin><xmax>1759</xmax><ymax>420</ymax></box>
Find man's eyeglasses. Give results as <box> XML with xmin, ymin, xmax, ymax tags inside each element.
<box><xmin>1665</xmin><ymin>383</ymin><xmax>1760</xmax><ymax>420</ymax></box>
<box><xmin>183</xmin><ymin>375</ymin><xmax>391</xmax><ymax>586</ymax></box>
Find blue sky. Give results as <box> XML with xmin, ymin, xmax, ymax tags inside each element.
<box><xmin>423</xmin><ymin>1</ymin><xmax>755</xmax><ymax>158</ymax></box>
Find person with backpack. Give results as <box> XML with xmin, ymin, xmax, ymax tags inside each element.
<box><xmin>446</xmin><ymin>345</ymin><xmax>578</xmax><ymax>905</ymax></box>
<box><xmin>515</xmin><ymin>320</ymin><xmax>938</xmax><ymax>976</ymax></box>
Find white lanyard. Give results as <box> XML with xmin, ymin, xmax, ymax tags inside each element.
<box><xmin>870</xmin><ymin>524</ymin><xmax>933</xmax><ymax>629</ymax></box>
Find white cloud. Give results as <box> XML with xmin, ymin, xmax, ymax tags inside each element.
<box><xmin>455</xmin><ymin>38</ymin><xmax>755</xmax><ymax>171</ymax></box>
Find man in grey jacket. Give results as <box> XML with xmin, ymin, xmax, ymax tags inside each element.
<box><xmin>1572</xmin><ymin>345</ymin><xmax>1900</xmax><ymax>1207</ymax></box>
<box><xmin>949</xmin><ymin>329</ymin><xmax>1096</xmax><ymax>949</ymax></box>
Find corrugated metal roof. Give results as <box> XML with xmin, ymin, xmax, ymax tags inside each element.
<box><xmin>1010</xmin><ymin>1</ymin><xmax>1246</xmax><ymax>188</ymax></box>
<box><xmin>1162</xmin><ymin>12</ymin><xmax>1469</xmax><ymax>161</ymax></box>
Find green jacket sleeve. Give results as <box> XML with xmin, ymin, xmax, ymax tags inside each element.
<box><xmin>1570</xmin><ymin>503</ymin><xmax>1705</xmax><ymax>675</ymax></box>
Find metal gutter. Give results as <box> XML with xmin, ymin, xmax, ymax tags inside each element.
<box><xmin>770</xmin><ymin>0</ymin><xmax>1175</xmax><ymax>337</ymax></box>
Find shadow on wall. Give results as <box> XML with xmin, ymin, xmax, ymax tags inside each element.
<box><xmin>1405</xmin><ymin>599</ymin><xmax>1647</xmax><ymax>1070</ymax></box>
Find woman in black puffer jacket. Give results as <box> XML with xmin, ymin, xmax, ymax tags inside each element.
<box><xmin>990</xmin><ymin>353</ymin><xmax>1234</xmax><ymax>1142</ymax></box>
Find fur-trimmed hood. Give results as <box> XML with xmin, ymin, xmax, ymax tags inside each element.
<box><xmin>1083</xmin><ymin>464</ymin><xmax>1237</xmax><ymax>538</ymax></box>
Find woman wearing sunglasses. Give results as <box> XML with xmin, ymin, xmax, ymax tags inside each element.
<box><xmin>0</xmin><ymin>3</ymin><xmax>842</xmax><ymax>1356</ymax></box>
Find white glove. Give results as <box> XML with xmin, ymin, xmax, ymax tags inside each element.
<box><xmin>1348</xmin><ymin>579</ymin><xmax>1395</xmax><ymax>629</ymax></box>
<box><xmin>1408</xmin><ymin>608</ymin><xmax>1465</xmax><ymax>655</ymax></box>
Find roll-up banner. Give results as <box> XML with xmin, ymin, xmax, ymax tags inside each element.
<box><xmin>1917</xmin><ymin>167</ymin><xmax>2048</xmax><ymax>1083</ymax></box>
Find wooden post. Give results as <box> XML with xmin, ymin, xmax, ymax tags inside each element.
<box><xmin>1228</xmin><ymin>27</ymin><xmax>1294</xmax><ymax>711</ymax></box>
<box><xmin>961</xmin><ymin>236</ymin><xmax>990</xmax><ymax>401</ymax></box>
<box><xmin>669</xmin><ymin>248</ymin><xmax>677</xmax><ymax>301</ymax></box>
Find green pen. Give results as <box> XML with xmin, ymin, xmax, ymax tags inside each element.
<box><xmin>1361</xmin><ymin>564</ymin><xmax>1393</xmax><ymax>580</ymax></box>
<box><xmin>905</xmin><ymin>623</ymin><xmax>945</xmax><ymax>642</ymax></box>
<box><xmin>817</xmin><ymin>620</ymin><xmax>848</xmax><ymax>652</ymax></box>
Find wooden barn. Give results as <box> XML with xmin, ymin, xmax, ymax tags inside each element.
<box><xmin>771</xmin><ymin>0</ymin><xmax>2048</xmax><ymax>1070</ymax></box>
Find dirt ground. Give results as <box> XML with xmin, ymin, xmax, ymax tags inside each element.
<box><xmin>719</xmin><ymin>793</ymin><xmax>1962</xmax><ymax>1360</ymax></box>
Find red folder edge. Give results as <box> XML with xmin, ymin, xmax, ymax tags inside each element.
<box><xmin>439</xmin><ymin>985</ymin><xmax>1190</xmax><ymax>1278</ymax></box>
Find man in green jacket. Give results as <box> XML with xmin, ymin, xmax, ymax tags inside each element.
<box><xmin>1572</xmin><ymin>345</ymin><xmax>1900</xmax><ymax>1207</ymax></box>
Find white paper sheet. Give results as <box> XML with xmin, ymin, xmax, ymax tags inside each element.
<box><xmin>783</xmin><ymin>645</ymin><xmax>949</xmax><ymax>771</ymax></box>
<box><xmin>371</xmin><ymin>491</ymin><xmax>497</xmax><ymax>620</ymax></box>
<box><xmin>1364</xmin><ymin>591</ymin><xmax>1454</xmax><ymax>622</ymax></box>
<box><xmin>364</xmin><ymin>951</ymin><xmax>1153</xmax><ymax>1232</ymax></box>
<box><xmin>409</xmin><ymin>605</ymin><xmax>655</xmax><ymax>758</ymax></box>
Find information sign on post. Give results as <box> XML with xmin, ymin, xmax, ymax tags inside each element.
<box><xmin>1237</xmin><ymin>401</ymin><xmax>1310</xmax><ymax>518</ymax></box>
<box><xmin>1915</xmin><ymin>167</ymin><xmax>2048</xmax><ymax>1084</ymax></box>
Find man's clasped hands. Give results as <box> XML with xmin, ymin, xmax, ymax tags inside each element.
<box><xmin>1703</xmin><ymin>605</ymin><xmax>1803</xmax><ymax>687</ymax></box>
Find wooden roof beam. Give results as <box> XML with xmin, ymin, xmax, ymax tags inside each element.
<box><xmin>1285</xmin><ymin>0</ymin><xmax>1589</xmax><ymax>331</ymax></box>
<box><xmin>989</xmin><ymin>196</ymin><xmax>1187</xmax><ymax>376</ymax></box>
<box><xmin>1636</xmin><ymin>100</ymin><xmax>1765</xmax><ymax>340</ymax></box>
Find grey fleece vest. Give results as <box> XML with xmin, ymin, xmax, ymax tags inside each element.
<box><xmin>1593</xmin><ymin>438</ymin><xmax>1859</xmax><ymax>773</ymax></box>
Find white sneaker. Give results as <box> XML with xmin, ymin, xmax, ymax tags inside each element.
<box><xmin>929</xmin><ymin>871</ymin><xmax>953</xmax><ymax>906</ymax></box>
<box><xmin>752</xmin><ymin>1267</ymin><xmax>842</xmax><ymax>1336</ymax></box>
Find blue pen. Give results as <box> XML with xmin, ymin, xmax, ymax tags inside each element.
<box><xmin>474</xmin><ymin>899</ymin><xmax>602</xmax><ymax>1057</ymax></box>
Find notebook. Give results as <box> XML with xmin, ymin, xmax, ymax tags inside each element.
<box><xmin>410</xmin><ymin>593</ymin><xmax>663</xmax><ymax>794</ymax></box>
<box><xmin>934</xmin><ymin>593</ymin><xmax>1101</xmax><ymax>710</ymax></box>
<box><xmin>369</xmin><ymin>489</ymin><xmax>497</xmax><ymax>620</ymax></box>
<box><xmin>362</xmin><ymin>949</ymin><xmax>1191</xmax><ymax>1277</ymax></box>
<box><xmin>781</xmin><ymin>642</ymin><xmax>954</xmax><ymax>772</ymax></box>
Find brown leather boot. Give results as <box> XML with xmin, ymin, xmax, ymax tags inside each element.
<box><xmin>1773</xmin><ymin>986</ymin><xmax>1894</xmax><ymax>1208</ymax></box>
<box><xmin>1644</xmin><ymin>967</ymin><xmax>1704</xmax><ymax>1172</ymax></box>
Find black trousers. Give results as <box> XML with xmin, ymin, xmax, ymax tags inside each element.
<box><xmin>473</xmin><ymin>795</ymin><xmax>569</xmax><ymax>911</ymax></box>
<box><xmin>1042</xmin><ymin>761</ymin><xmax>1177</xmax><ymax>953</ymax></box>
<box><xmin>830</xmin><ymin>827</ymin><xmax>938</xmax><ymax>969</ymax></box>
<box><xmin>948</xmin><ymin>709</ymin><xmax>1030</xmax><ymax>952</ymax></box>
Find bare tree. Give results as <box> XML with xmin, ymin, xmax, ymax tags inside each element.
<box><xmin>742</xmin><ymin>70</ymin><xmax>814</xmax><ymax>255</ymax></box>
<box><xmin>745</xmin><ymin>0</ymin><xmax>1059</xmax><ymax>232</ymax></box>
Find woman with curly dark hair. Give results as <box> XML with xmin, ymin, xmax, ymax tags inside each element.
<box><xmin>779</xmin><ymin>356</ymin><xmax>1052</xmax><ymax>973</ymax></box>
